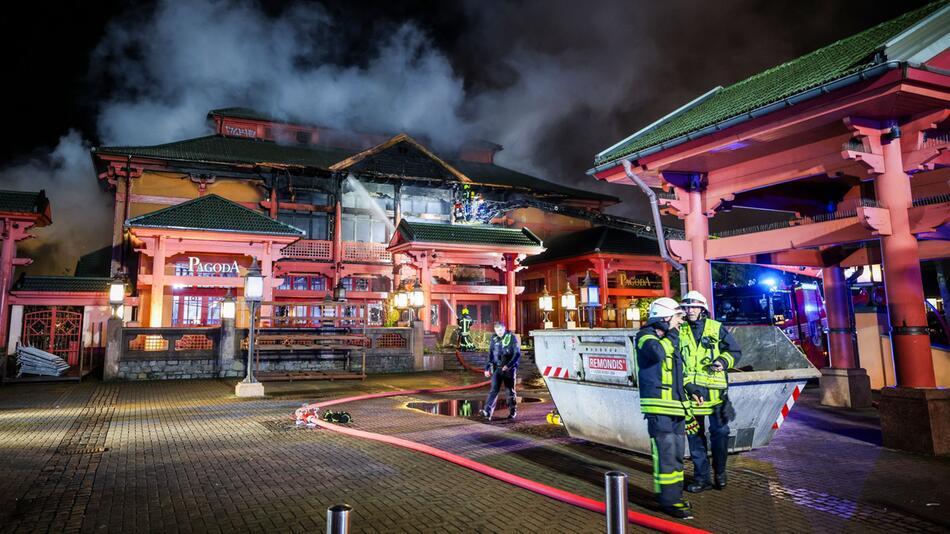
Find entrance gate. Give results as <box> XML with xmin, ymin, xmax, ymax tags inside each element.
<box><xmin>22</xmin><ymin>307</ymin><xmax>83</xmax><ymax>365</ymax></box>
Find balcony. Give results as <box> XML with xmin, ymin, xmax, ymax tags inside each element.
<box><xmin>279</xmin><ymin>239</ymin><xmax>392</xmax><ymax>263</ymax></box>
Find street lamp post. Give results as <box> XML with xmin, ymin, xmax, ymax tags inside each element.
<box><xmin>109</xmin><ymin>274</ymin><xmax>126</xmax><ymax>319</ymax></box>
<box><xmin>560</xmin><ymin>283</ymin><xmax>577</xmax><ymax>329</ymax></box>
<box><xmin>625</xmin><ymin>301</ymin><xmax>641</xmax><ymax>328</ymax></box>
<box><xmin>579</xmin><ymin>270</ymin><xmax>601</xmax><ymax>329</ymax></box>
<box><xmin>393</xmin><ymin>284</ymin><xmax>410</xmax><ymax>324</ymax></box>
<box><xmin>539</xmin><ymin>285</ymin><xmax>554</xmax><ymax>329</ymax></box>
<box><xmin>236</xmin><ymin>259</ymin><xmax>265</xmax><ymax>397</ymax></box>
<box><xmin>409</xmin><ymin>280</ymin><xmax>425</xmax><ymax>324</ymax></box>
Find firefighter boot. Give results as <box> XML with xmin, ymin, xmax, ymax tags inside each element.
<box><xmin>714</xmin><ymin>472</ymin><xmax>727</xmax><ymax>490</ymax></box>
<box><xmin>660</xmin><ymin>501</ymin><xmax>693</xmax><ymax>520</ymax></box>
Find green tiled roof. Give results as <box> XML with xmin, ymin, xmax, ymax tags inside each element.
<box><xmin>395</xmin><ymin>220</ymin><xmax>542</xmax><ymax>247</ymax></box>
<box><xmin>126</xmin><ymin>194</ymin><xmax>304</xmax><ymax>236</ymax></box>
<box><xmin>95</xmin><ymin>135</ymin><xmax>353</xmax><ymax>169</ymax></box>
<box><xmin>0</xmin><ymin>189</ymin><xmax>48</xmax><ymax>215</ymax></box>
<box><xmin>522</xmin><ymin>226</ymin><xmax>659</xmax><ymax>265</ymax></box>
<box><xmin>451</xmin><ymin>160</ymin><xmax>617</xmax><ymax>202</ymax></box>
<box><xmin>12</xmin><ymin>275</ymin><xmax>111</xmax><ymax>293</ymax></box>
<box><xmin>594</xmin><ymin>1</ymin><xmax>947</xmax><ymax>167</ymax></box>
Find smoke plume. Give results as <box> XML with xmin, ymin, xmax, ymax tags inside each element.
<box><xmin>1</xmin><ymin>131</ymin><xmax>112</xmax><ymax>275</ymax></box>
<box><xmin>3</xmin><ymin>0</ymin><xmax>917</xmax><ymax>274</ymax></box>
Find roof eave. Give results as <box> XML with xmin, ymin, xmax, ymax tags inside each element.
<box><xmin>591</xmin><ymin>60</ymin><xmax>906</xmax><ymax>174</ymax></box>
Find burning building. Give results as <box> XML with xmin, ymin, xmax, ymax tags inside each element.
<box><xmin>68</xmin><ymin>107</ymin><xmax>672</xmax><ymax>339</ymax></box>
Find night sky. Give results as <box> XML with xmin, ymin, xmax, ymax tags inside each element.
<box><xmin>0</xmin><ymin>0</ymin><xmax>935</xmax><ymax>274</ymax></box>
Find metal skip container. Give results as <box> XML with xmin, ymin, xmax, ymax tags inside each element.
<box><xmin>531</xmin><ymin>326</ymin><xmax>820</xmax><ymax>454</ymax></box>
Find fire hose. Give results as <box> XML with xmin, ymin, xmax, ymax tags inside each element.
<box><xmin>455</xmin><ymin>350</ymin><xmax>487</xmax><ymax>374</ymax></box>
<box><xmin>295</xmin><ymin>382</ymin><xmax>710</xmax><ymax>534</ymax></box>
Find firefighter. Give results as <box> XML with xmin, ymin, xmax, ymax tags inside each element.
<box><xmin>679</xmin><ymin>290</ymin><xmax>741</xmax><ymax>493</ymax></box>
<box><xmin>458</xmin><ymin>307</ymin><xmax>476</xmax><ymax>351</ymax></box>
<box><xmin>635</xmin><ymin>297</ymin><xmax>693</xmax><ymax>519</ymax></box>
<box><xmin>480</xmin><ymin>321</ymin><xmax>521</xmax><ymax>421</ymax></box>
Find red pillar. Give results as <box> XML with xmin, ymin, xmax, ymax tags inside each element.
<box><xmin>505</xmin><ymin>254</ymin><xmax>517</xmax><ymax>333</ymax></box>
<box><xmin>597</xmin><ymin>259</ymin><xmax>610</xmax><ymax>325</ymax></box>
<box><xmin>419</xmin><ymin>252</ymin><xmax>431</xmax><ymax>331</ymax></box>
<box><xmin>876</xmin><ymin>133</ymin><xmax>935</xmax><ymax>387</ymax></box>
<box><xmin>333</xmin><ymin>196</ymin><xmax>343</xmax><ymax>287</ymax></box>
<box><xmin>0</xmin><ymin>222</ymin><xmax>16</xmax><ymax>344</ymax></box>
<box><xmin>685</xmin><ymin>187</ymin><xmax>713</xmax><ymax>308</ymax></box>
<box><xmin>823</xmin><ymin>265</ymin><xmax>857</xmax><ymax>368</ymax></box>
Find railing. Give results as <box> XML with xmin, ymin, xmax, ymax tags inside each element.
<box><xmin>280</xmin><ymin>239</ymin><xmax>333</xmax><ymax>261</ymax></box>
<box><xmin>912</xmin><ymin>193</ymin><xmax>950</xmax><ymax>208</ymax></box>
<box><xmin>239</xmin><ymin>326</ymin><xmax>412</xmax><ymax>356</ymax></box>
<box><xmin>122</xmin><ymin>327</ymin><xmax>220</xmax><ymax>360</ymax></box>
<box><xmin>343</xmin><ymin>241</ymin><xmax>392</xmax><ymax>263</ymax></box>
<box><xmin>278</xmin><ymin>240</ymin><xmax>391</xmax><ymax>263</ymax></box>
<box><xmin>712</xmin><ymin>199</ymin><xmax>879</xmax><ymax>238</ymax></box>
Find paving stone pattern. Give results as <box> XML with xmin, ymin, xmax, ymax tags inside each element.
<box><xmin>0</xmin><ymin>376</ymin><xmax>947</xmax><ymax>533</ymax></box>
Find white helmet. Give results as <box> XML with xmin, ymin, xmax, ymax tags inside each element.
<box><xmin>680</xmin><ymin>290</ymin><xmax>709</xmax><ymax>311</ymax></box>
<box><xmin>648</xmin><ymin>297</ymin><xmax>684</xmax><ymax>319</ymax></box>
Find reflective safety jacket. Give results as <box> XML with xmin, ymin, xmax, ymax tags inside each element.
<box><xmin>486</xmin><ymin>332</ymin><xmax>521</xmax><ymax>371</ymax></box>
<box><xmin>681</xmin><ymin>318</ymin><xmax>741</xmax><ymax>412</ymax></box>
<box><xmin>635</xmin><ymin>325</ymin><xmax>688</xmax><ymax>417</ymax></box>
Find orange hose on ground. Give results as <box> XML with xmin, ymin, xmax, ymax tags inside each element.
<box><xmin>302</xmin><ymin>382</ymin><xmax>709</xmax><ymax>534</ymax></box>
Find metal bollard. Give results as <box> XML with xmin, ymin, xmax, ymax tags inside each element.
<box><xmin>604</xmin><ymin>471</ymin><xmax>628</xmax><ymax>534</ymax></box>
<box><xmin>327</xmin><ymin>504</ymin><xmax>352</xmax><ymax>534</ymax></box>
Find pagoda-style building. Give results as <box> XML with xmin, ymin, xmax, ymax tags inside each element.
<box><xmin>591</xmin><ymin>2</ymin><xmax>950</xmax><ymax>454</ymax></box>
<box><xmin>87</xmin><ymin>106</ymin><xmax>669</xmax><ymax>340</ymax></box>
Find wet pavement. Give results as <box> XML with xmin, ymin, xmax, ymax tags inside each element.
<box><xmin>0</xmin><ymin>373</ymin><xmax>947</xmax><ymax>533</ymax></box>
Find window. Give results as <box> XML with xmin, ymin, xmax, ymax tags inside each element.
<box><xmin>278</xmin><ymin>212</ymin><xmax>328</xmax><ymax>240</ymax></box>
<box><xmin>341</xmin><ymin>214</ymin><xmax>388</xmax><ymax>243</ymax></box>
<box><xmin>296</xmin><ymin>130</ymin><xmax>312</xmax><ymax>144</ymax></box>
<box><xmin>278</xmin><ymin>275</ymin><xmax>326</xmax><ymax>291</ymax></box>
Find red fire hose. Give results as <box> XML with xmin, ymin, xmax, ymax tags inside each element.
<box><xmin>455</xmin><ymin>350</ymin><xmax>487</xmax><ymax>374</ymax></box>
<box><xmin>299</xmin><ymin>382</ymin><xmax>710</xmax><ymax>534</ymax></box>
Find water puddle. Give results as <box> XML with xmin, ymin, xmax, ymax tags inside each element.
<box><xmin>407</xmin><ymin>397</ymin><xmax>542</xmax><ymax>417</ymax></box>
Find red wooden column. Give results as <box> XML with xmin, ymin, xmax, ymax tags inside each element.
<box><xmin>419</xmin><ymin>251</ymin><xmax>431</xmax><ymax>331</ymax></box>
<box><xmin>504</xmin><ymin>254</ymin><xmax>517</xmax><ymax>333</ymax></box>
<box><xmin>876</xmin><ymin>132</ymin><xmax>935</xmax><ymax>387</ymax></box>
<box><xmin>0</xmin><ymin>221</ymin><xmax>17</xmax><ymax>344</ymax></box>
<box><xmin>260</xmin><ymin>243</ymin><xmax>274</xmax><ymax>326</ymax></box>
<box><xmin>149</xmin><ymin>236</ymin><xmax>166</xmax><ymax>327</ymax></box>
<box><xmin>823</xmin><ymin>265</ymin><xmax>857</xmax><ymax>368</ymax></box>
<box><xmin>660</xmin><ymin>262</ymin><xmax>671</xmax><ymax>297</ymax></box>
<box><xmin>685</xmin><ymin>186</ymin><xmax>713</xmax><ymax>306</ymax></box>
<box><xmin>597</xmin><ymin>258</ymin><xmax>610</xmax><ymax>325</ymax></box>
<box><xmin>333</xmin><ymin>195</ymin><xmax>343</xmax><ymax>286</ymax></box>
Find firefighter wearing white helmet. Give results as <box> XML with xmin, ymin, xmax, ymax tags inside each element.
<box><xmin>679</xmin><ymin>290</ymin><xmax>742</xmax><ymax>494</ymax></box>
<box><xmin>635</xmin><ymin>297</ymin><xmax>693</xmax><ymax>519</ymax></box>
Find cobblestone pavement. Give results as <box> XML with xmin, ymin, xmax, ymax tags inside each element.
<box><xmin>1</xmin><ymin>374</ymin><xmax>947</xmax><ymax>533</ymax></box>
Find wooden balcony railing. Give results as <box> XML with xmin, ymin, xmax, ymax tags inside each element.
<box><xmin>280</xmin><ymin>240</ymin><xmax>333</xmax><ymax>261</ymax></box>
<box><xmin>342</xmin><ymin>241</ymin><xmax>392</xmax><ymax>263</ymax></box>
<box><xmin>279</xmin><ymin>240</ymin><xmax>392</xmax><ymax>263</ymax></box>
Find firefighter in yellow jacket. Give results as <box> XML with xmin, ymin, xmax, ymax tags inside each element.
<box><xmin>635</xmin><ymin>297</ymin><xmax>694</xmax><ymax>519</ymax></box>
<box><xmin>680</xmin><ymin>291</ymin><xmax>741</xmax><ymax>492</ymax></box>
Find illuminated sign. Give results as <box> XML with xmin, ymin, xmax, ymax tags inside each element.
<box><xmin>224</xmin><ymin>125</ymin><xmax>257</xmax><ymax>138</ymax></box>
<box><xmin>187</xmin><ymin>257</ymin><xmax>240</xmax><ymax>275</ymax></box>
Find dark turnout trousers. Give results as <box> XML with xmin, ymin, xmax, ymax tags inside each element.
<box><xmin>484</xmin><ymin>369</ymin><xmax>517</xmax><ymax>416</ymax></box>
<box><xmin>688</xmin><ymin>404</ymin><xmax>730</xmax><ymax>483</ymax></box>
<box><xmin>647</xmin><ymin>414</ymin><xmax>686</xmax><ymax>507</ymax></box>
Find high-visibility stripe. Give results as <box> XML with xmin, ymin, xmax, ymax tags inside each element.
<box><xmin>651</xmin><ymin>438</ymin><xmax>660</xmax><ymax>494</ymax></box>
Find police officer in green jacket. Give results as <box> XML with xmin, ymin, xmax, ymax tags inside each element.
<box><xmin>635</xmin><ymin>297</ymin><xmax>693</xmax><ymax>519</ymax></box>
<box><xmin>679</xmin><ymin>290</ymin><xmax>742</xmax><ymax>492</ymax></box>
